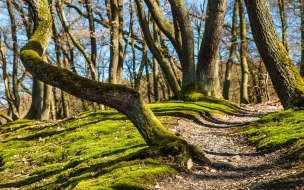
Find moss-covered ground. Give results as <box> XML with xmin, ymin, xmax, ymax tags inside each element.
<box><xmin>0</xmin><ymin>99</ymin><xmax>238</xmax><ymax>189</ymax></box>
<box><xmin>232</xmin><ymin>108</ymin><xmax>304</xmax><ymax>162</ymax></box>
<box><xmin>2</xmin><ymin>99</ymin><xmax>304</xmax><ymax>189</ymax></box>
<box><xmin>230</xmin><ymin>108</ymin><xmax>304</xmax><ymax>189</ymax></box>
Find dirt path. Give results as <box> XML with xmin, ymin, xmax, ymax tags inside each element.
<box><xmin>150</xmin><ymin>103</ymin><xmax>304</xmax><ymax>190</ymax></box>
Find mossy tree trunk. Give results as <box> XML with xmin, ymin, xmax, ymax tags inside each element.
<box><xmin>20</xmin><ymin>0</ymin><xmax>210</xmax><ymax>164</ymax></box>
<box><xmin>244</xmin><ymin>0</ymin><xmax>304</xmax><ymax>109</ymax></box>
<box><xmin>197</xmin><ymin>0</ymin><xmax>227</xmax><ymax>98</ymax></box>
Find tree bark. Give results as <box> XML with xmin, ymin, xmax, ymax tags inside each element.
<box><xmin>244</xmin><ymin>0</ymin><xmax>304</xmax><ymax>109</ymax></box>
<box><xmin>20</xmin><ymin>0</ymin><xmax>209</xmax><ymax>164</ymax></box>
<box><xmin>197</xmin><ymin>0</ymin><xmax>227</xmax><ymax>98</ymax></box>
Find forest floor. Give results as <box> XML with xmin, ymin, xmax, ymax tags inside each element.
<box><xmin>152</xmin><ymin>102</ymin><xmax>304</xmax><ymax>190</ymax></box>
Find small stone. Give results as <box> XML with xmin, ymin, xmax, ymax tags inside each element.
<box><xmin>210</xmin><ymin>169</ymin><xmax>217</xmax><ymax>173</ymax></box>
<box><xmin>187</xmin><ymin>158</ymin><xmax>193</xmax><ymax>170</ymax></box>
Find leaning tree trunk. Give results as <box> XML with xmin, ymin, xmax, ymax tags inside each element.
<box><xmin>244</xmin><ymin>0</ymin><xmax>304</xmax><ymax>109</ymax></box>
<box><xmin>197</xmin><ymin>0</ymin><xmax>227</xmax><ymax>98</ymax></box>
<box><xmin>20</xmin><ymin>0</ymin><xmax>210</xmax><ymax>164</ymax></box>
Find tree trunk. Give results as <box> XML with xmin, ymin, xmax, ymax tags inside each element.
<box><xmin>0</xmin><ymin>34</ymin><xmax>19</xmax><ymax>120</ymax></box>
<box><xmin>168</xmin><ymin>0</ymin><xmax>196</xmax><ymax>93</ymax></box>
<box><xmin>20</xmin><ymin>0</ymin><xmax>209</xmax><ymax>164</ymax></box>
<box><xmin>25</xmin><ymin>78</ymin><xmax>44</xmax><ymax>119</ymax></box>
<box><xmin>153</xmin><ymin>57</ymin><xmax>159</xmax><ymax>102</ymax></box>
<box><xmin>146</xmin><ymin>63</ymin><xmax>152</xmax><ymax>103</ymax></box>
<box><xmin>197</xmin><ymin>0</ymin><xmax>227</xmax><ymax>98</ymax></box>
<box><xmin>244</xmin><ymin>0</ymin><xmax>304</xmax><ymax>109</ymax></box>
<box><xmin>239</xmin><ymin>0</ymin><xmax>249</xmax><ymax>104</ymax></box>
<box><xmin>278</xmin><ymin>0</ymin><xmax>288</xmax><ymax>50</ymax></box>
<box><xmin>134</xmin><ymin>42</ymin><xmax>147</xmax><ymax>92</ymax></box>
<box><xmin>7</xmin><ymin>0</ymin><xmax>21</xmax><ymax>118</ymax></box>
<box><xmin>135</xmin><ymin>0</ymin><xmax>181</xmax><ymax>96</ymax></box>
<box><xmin>106</xmin><ymin>0</ymin><xmax>124</xmax><ymax>84</ymax></box>
<box><xmin>85</xmin><ymin>0</ymin><xmax>97</xmax><ymax>70</ymax></box>
<box><xmin>143</xmin><ymin>0</ymin><xmax>197</xmax><ymax>94</ymax></box>
<box><xmin>223</xmin><ymin>0</ymin><xmax>238</xmax><ymax>100</ymax></box>
<box><xmin>40</xmin><ymin>83</ymin><xmax>52</xmax><ymax>120</ymax></box>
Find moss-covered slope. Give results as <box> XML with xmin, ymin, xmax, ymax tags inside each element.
<box><xmin>0</xmin><ymin>99</ymin><xmax>239</xmax><ymax>189</ymax></box>
<box><xmin>232</xmin><ymin>109</ymin><xmax>304</xmax><ymax>162</ymax></box>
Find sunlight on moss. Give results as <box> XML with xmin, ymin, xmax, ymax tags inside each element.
<box><xmin>0</xmin><ymin>99</ymin><xmax>239</xmax><ymax>189</ymax></box>
<box><xmin>149</xmin><ymin>97</ymin><xmax>239</xmax><ymax>116</ymax></box>
<box><xmin>0</xmin><ymin>109</ymin><xmax>177</xmax><ymax>189</ymax></box>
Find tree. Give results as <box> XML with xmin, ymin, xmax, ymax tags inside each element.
<box><xmin>6</xmin><ymin>0</ymin><xmax>21</xmax><ymax>119</ymax></box>
<box><xmin>20</xmin><ymin>0</ymin><xmax>210</xmax><ymax>164</ymax></box>
<box><xmin>106</xmin><ymin>0</ymin><xmax>124</xmax><ymax>84</ymax></box>
<box><xmin>223</xmin><ymin>0</ymin><xmax>238</xmax><ymax>100</ymax></box>
<box><xmin>277</xmin><ymin>0</ymin><xmax>288</xmax><ymax>50</ymax></box>
<box><xmin>197</xmin><ymin>0</ymin><xmax>227</xmax><ymax>98</ymax></box>
<box><xmin>239</xmin><ymin>0</ymin><xmax>249</xmax><ymax>104</ymax></box>
<box><xmin>135</xmin><ymin>0</ymin><xmax>181</xmax><ymax>97</ymax></box>
<box><xmin>244</xmin><ymin>0</ymin><xmax>304</xmax><ymax>109</ymax></box>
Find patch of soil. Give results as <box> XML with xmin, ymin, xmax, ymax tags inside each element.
<box><xmin>149</xmin><ymin>102</ymin><xmax>304</xmax><ymax>190</ymax></box>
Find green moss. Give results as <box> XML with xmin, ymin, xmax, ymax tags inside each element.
<box><xmin>149</xmin><ymin>97</ymin><xmax>239</xmax><ymax>116</ymax></box>
<box><xmin>0</xmin><ymin>110</ymin><xmax>176</xmax><ymax>189</ymax></box>
<box><xmin>276</xmin><ymin>42</ymin><xmax>304</xmax><ymax>108</ymax></box>
<box><xmin>232</xmin><ymin>109</ymin><xmax>304</xmax><ymax>163</ymax></box>
<box><xmin>0</xmin><ymin>99</ymin><xmax>238</xmax><ymax>188</ymax></box>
